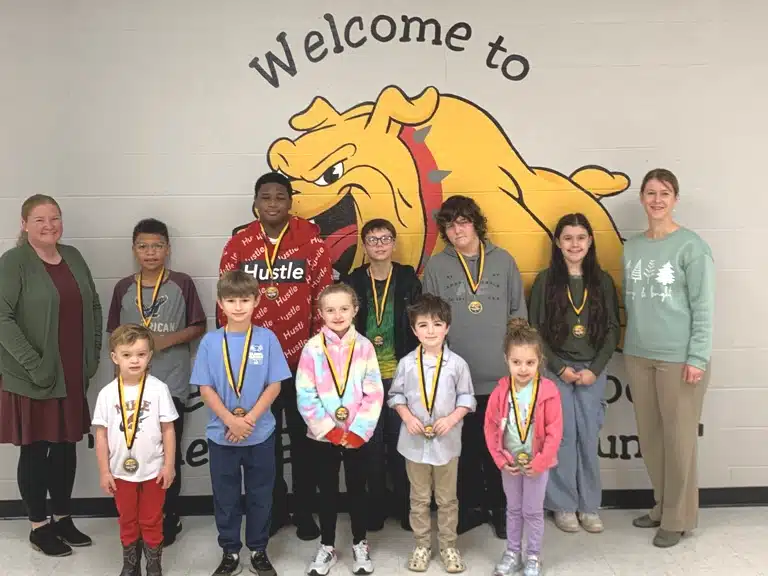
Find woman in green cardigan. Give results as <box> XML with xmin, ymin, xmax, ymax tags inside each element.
<box><xmin>0</xmin><ymin>194</ymin><xmax>102</xmax><ymax>557</ymax></box>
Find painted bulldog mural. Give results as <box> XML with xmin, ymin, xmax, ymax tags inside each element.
<box><xmin>262</xmin><ymin>85</ymin><xmax>629</xmax><ymax>291</ymax></box>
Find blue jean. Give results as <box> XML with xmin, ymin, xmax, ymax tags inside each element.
<box><xmin>543</xmin><ymin>362</ymin><xmax>607</xmax><ymax>514</ymax></box>
<box><xmin>208</xmin><ymin>433</ymin><xmax>276</xmax><ymax>553</ymax></box>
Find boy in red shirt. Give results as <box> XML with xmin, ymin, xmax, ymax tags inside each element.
<box><xmin>218</xmin><ymin>172</ymin><xmax>333</xmax><ymax>540</ymax></box>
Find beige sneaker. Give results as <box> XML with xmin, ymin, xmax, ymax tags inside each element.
<box><xmin>578</xmin><ymin>512</ymin><xmax>604</xmax><ymax>533</ymax></box>
<box><xmin>440</xmin><ymin>547</ymin><xmax>466</xmax><ymax>573</ymax></box>
<box><xmin>554</xmin><ymin>511</ymin><xmax>580</xmax><ymax>532</ymax></box>
<box><xmin>407</xmin><ymin>546</ymin><xmax>431</xmax><ymax>572</ymax></box>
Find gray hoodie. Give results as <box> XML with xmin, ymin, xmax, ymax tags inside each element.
<box><xmin>422</xmin><ymin>241</ymin><xmax>527</xmax><ymax>395</ymax></box>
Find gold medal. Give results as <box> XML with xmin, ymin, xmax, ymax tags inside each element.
<box><xmin>232</xmin><ymin>407</ymin><xmax>247</xmax><ymax>417</ymax></box>
<box><xmin>373</xmin><ymin>335</ymin><xmax>384</xmax><ymax>347</ymax></box>
<box><xmin>265</xmin><ymin>286</ymin><xmax>279</xmax><ymax>300</ymax></box>
<box><xmin>369</xmin><ymin>266</ymin><xmax>393</xmax><ymax>327</ymax></box>
<box><xmin>118</xmin><ymin>373</ymin><xmax>147</xmax><ymax>475</ymax></box>
<box><xmin>322</xmin><ymin>334</ymin><xmax>356</xmax><ymax>423</ymax></box>
<box><xmin>136</xmin><ymin>269</ymin><xmax>164</xmax><ymax>328</ymax></box>
<box><xmin>567</xmin><ymin>285</ymin><xmax>588</xmax><ymax>339</ymax></box>
<box><xmin>456</xmin><ymin>246</ymin><xmax>485</xmax><ymax>315</ymax></box>
<box><xmin>515</xmin><ymin>452</ymin><xmax>530</xmax><ymax>467</ymax></box>
<box><xmin>222</xmin><ymin>324</ymin><xmax>253</xmax><ymax>401</ymax></box>
<box><xmin>261</xmin><ymin>221</ymin><xmax>289</xmax><ymax>304</ymax></box>
<box><xmin>123</xmin><ymin>457</ymin><xmax>139</xmax><ymax>474</ymax></box>
<box><xmin>510</xmin><ymin>373</ymin><xmax>539</xmax><ymax>446</ymax></box>
<box><xmin>417</xmin><ymin>344</ymin><xmax>444</xmax><ymax>437</ymax></box>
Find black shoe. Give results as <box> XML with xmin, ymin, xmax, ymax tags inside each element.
<box><xmin>294</xmin><ymin>514</ymin><xmax>320</xmax><ymax>541</ymax></box>
<box><xmin>29</xmin><ymin>522</ymin><xmax>72</xmax><ymax>557</ymax></box>
<box><xmin>143</xmin><ymin>541</ymin><xmax>163</xmax><ymax>576</ymax></box>
<box><xmin>162</xmin><ymin>517</ymin><xmax>182</xmax><ymax>547</ymax></box>
<box><xmin>457</xmin><ymin>508</ymin><xmax>487</xmax><ymax>535</ymax></box>
<box><xmin>213</xmin><ymin>552</ymin><xmax>242</xmax><ymax>576</ymax></box>
<box><xmin>120</xmin><ymin>540</ymin><xmax>143</xmax><ymax>576</ymax></box>
<box><xmin>400</xmin><ymin>516</ymin><xmax>412</xmax><ymax>532</ymax></box>
<box><xmin>249</xmin><ymin>550</ymin><xmax>277</xmax><ymax>576</ymax></box>
<box><xmin>491</xmin><ymin>508</ymin><xmax>507</xmax><ymax>539</ymax></box>
<box><xmin>367</xmin><ymin>514</ymin><xmax>386</xmax><ymax>532</ymax></box>
<box><xmin>53</xmin><ymin>515</ymin><xmax>92</xmax><ymax>547</ymax></box>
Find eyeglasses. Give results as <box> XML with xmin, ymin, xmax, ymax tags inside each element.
<box><xmin>135</xmin><ymin>242</ymin><xmax>167</xmax><ymax>252</ymax></box>
<box><xmin>365</xmin><ymin>235</ymin><xmax>394</xmax><ymax>246</ymax></box>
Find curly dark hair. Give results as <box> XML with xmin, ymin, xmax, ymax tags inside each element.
<box><xmin>434</xmin><ymin>196</ymin><xmax>488</xmax><ymax>244</ymax></box>
<box><xmin>541</xmin><ymin>213</ymin><xmax>608</xmax><ymax>349</ymax></box>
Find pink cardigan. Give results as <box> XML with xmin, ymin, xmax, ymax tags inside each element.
<box><xmin>483</xmin><ymin>375</ymin><xmax>563</xmax><ymax>475</ymax></box>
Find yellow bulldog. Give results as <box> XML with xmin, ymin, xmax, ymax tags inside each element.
<box><xmin>267</xmin><ymin>85</ymin><xmax>629</xmax><ymax>291</ymax></box>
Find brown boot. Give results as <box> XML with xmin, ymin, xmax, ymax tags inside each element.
<box><xmin>119</xmin><ymin>540</ymin><xmax>142</xmax><ymax>576</ymax></box>
<box><xmin>143</xmin><ymin>541</ymin><xmax>162</xmax><ymax>576</ymax></box>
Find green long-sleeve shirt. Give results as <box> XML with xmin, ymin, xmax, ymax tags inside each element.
<box><xmin>529</xmin><ymin>268</ymin><xmax>620</xmax><ymax>376</ymax></box>
<box><xmin>622</xmin><ymin>228</ymin><xmax>714</xmax><ymax>369</ymax></box>
<box><xmin>0</xmin><ymin>243</ymin><xmax>102</xmax><ymax>399</ymax></box>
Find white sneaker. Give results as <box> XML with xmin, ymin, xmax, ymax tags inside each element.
<box><xmin>523</xmin><ymin>555</ymin><xmax>542</xmax><ymax>576</ymax></box>
<box><xmin>493</xmin><ymin>550</ymin><xmax>523</xmax><ymax>575</ymax></box>
<box><xmin>307</xmin><ymin>545</ymin><xmax>337</xmax><ymax>576</ymax></box>
<box><xmin>352</xmin><ymin>539</ymin><xmax>373</xmax><ymax>574</ymax></box>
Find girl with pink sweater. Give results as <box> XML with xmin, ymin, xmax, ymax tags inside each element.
<box><xmin>484</xmin><ymin>319</ymin><xmax>563</xmax><ymax>576</ymax></box>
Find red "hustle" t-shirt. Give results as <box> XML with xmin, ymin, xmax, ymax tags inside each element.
<box><xmin>218</xmin><ymin>216</ymin><xmax>332</xmax><ymax>371</ymax></box>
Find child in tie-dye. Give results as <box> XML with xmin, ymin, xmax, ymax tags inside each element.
<box><xmin>296</xmin><ymin>283</ymin><xmax>384</xmax><ymax>576</ymax></box>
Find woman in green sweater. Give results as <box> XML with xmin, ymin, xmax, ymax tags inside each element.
<box><xmin>530</xmin><ymin>213</ymin><xmax>620</xmax><ymax>535</ymax></box>
<box><xmin>0</xmin><ymin>195</ymin><xmax>102</xmax><ymax>557</ymax></box>
<box><xmin>623</xmin><ymin>169</ymin><xmax>715</xmax><ymax>548</ymax></box>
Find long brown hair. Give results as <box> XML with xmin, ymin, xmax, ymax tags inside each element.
<box><xmin>17</xmin><ymin>194</ymin><xmax>61</xmax><ymax>246</ymax></box>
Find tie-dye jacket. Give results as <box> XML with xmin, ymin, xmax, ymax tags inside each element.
<box><xmin>296</xmin><ymin>325</ymin><xmax>384</xmax><ymax>443</ymax></box>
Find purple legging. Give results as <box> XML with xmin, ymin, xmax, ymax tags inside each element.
<box><xmin>501</xmin><ymin>469</ymin><xmax>549</xmax><ymax>556</ymax></box>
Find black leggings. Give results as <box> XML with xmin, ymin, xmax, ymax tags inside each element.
<box><xmin>18</xmin><ymin>441</ymin><xmax>77</xmax><ymax>522</ymax></box>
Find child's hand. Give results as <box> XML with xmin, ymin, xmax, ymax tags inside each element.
<box><xmin>228</xmin><ymin>416</ymin><xmax>254</xmax><ymax>440</ymax></box>
<box><xmin>561</xmin><ymin>366</ymin><xmax>580</xmax><ymax>384</ymax></box>
<box><xmin>523</xmin><ymin>464</ymin><xmax>539</xmax><ymax>477</ymax></box>
<box><xmin>433</xmin><ymin>414</ymin><xmax>458</xmax><ymax>436</ymax></box>
<box><xmin>100</xmin><ymin>472</ymin><xmax>116</xmax><ymax>496</ymax></box>
<box><xmin>576</xmin><ymin>369</ymin><xmax>597</xmax><ymax>386</ymax></box>
<box><xmin>404</xmin><ymin>414</ymin><xmax>425</xmax><ymax>436</ymax></box>
<box><xmin>503</xmin><ymin>464</ymin><xmax>521</xmax><ymax>476</ymax></box>
<box><xmin>156</xmin><ymin>465</ymin><xmax>176</xmax><ymax>489</ymax></box>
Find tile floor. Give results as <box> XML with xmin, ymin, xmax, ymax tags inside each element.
<box><xmin>0</xmin><ymin>508</ymin><xmax>766</xmax><ymax>575</ymax></box>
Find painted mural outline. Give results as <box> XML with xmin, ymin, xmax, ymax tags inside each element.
<box><xmin>260</xmin><ymin>85</ymin><xmax>629</xmax><ymax>291</ymax></box>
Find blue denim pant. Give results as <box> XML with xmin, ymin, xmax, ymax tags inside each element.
<box><xmin>543</xmin><ymin>362</ymin><xmax>607</xmax><ymax>514</ymax></box>
<box><xmin>208</xmin><ymin>433</ymin><xmax>276</xmax><ymax>553</ymax></box>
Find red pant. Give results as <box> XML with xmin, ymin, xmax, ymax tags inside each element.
<box><xmin>114</xmin><ymin>478</ymin><xmax>166</xmax><ymax>547</ymax></box>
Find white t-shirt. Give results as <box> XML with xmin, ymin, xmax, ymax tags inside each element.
<box><xmin>92</xmin><ymin>375</ymin><xmax>178</xmax><ymax>482</ymax></box>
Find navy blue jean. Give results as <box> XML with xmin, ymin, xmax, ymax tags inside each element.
<box><xmin>208</xmin><ymin>433</ymin><xmax>276</xmax><ymax>553</ymax></box>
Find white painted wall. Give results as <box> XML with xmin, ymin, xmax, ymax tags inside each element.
<box><xmin>1</xmin><ymin>0</ymin><xmax>766</xmax><ymax>502</ymax></box>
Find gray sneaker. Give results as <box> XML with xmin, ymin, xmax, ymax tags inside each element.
<box><xmin>523</xmin><ymin>555</ymin><xmax>542</xmax><ymax>576</ymax></box>
<box><xmin>493</xmin><ymin>550</ymin><xmax>523</xmax><ymax>575</ymax></box>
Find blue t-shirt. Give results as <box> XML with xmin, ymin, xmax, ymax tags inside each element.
<box><xmin>190</xmin><ymin>325</ymin><xmax>291</xmax><ymax>446</ymax></box>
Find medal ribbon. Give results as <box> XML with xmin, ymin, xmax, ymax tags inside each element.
<box><xmin>567</xmin><ymin>285</ymin><xmax>588</xmax><ymax>316</ymax></box>
<box><xmin>261</xmin><ymin>221</ymin><xmax>290</xmax><ymax>280</ymax></box>
<box><xmin>456</xmin><ymin>245</ymin><xmax>485</xmax><ymax>295</ymax></box>
<box><xmin>510</xmin><ymin>373</ymin><xmax>540</xmax><ymax>444</ymax></box>
<box><xmin>118</xmin><ymin>373</ymin><xmax>147</xmax><ymax>451</ymax></box>
<box><xmin>370</xmin><ymin>266</ymin><xmax>393</xmax><ymax>327</ymax></box>
<box><xmin>136</xmin><ymin>269</ymin><xmax>165</xmax><ymax>328</ymax></box>
<box><xmin>417</xmin><ymin>344</ymin><xmax>443</xmax><ymax>416</ymax></box>
<box><xmin>222</xmin><ymin>324</ymin><xmax>253</xmax><ymax>399</ymax></box>
<box><xmin>322</xmin><ymin>334</ymin><xmax>356</xmax><ymax>399</ymax></box>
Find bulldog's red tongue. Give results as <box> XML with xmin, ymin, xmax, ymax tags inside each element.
<box><xmin>325</xmin><ymin>224</ymin><xmax>358</xmax><ymax>263</ymax></box>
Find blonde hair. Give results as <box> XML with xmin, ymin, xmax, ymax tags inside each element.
<box><xmin>17</xmin><ymin>194</ymin><xmax>62</xmax><ymax>246</ymax></box>
<box><xmin>109</xmin><ymin>323</ymin><xmax>155</xmax><ymax>353</ymax></box>
<box><xmin>318</xmin><ymin>283</ymin><xmax>359</xmax><ymax>309</ymax></box>
<box><xmin>217</xmin><ymin>270</ymin><xmax>260</xmax><ymax>299</ymax></box>
<box><xmin>503</xmin><ymin>317</ymin><xmax>544</xmax><ymax>361</ymax></box>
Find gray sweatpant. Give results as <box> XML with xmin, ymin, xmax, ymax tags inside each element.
<box><xmin>543</xmin><ymin>361</ymin><xmax>607</xmax><ymax>514</ymax></box>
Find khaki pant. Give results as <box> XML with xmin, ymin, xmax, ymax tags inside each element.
<box><xmin>624</xmin><ymin>355</ymin><xmax>709</xmax><ymax>532</ymax></box>
<box><xmin>406</xmin><ymin>457</ymin><xmax>459</xmax><ymax>550</ymax></box>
